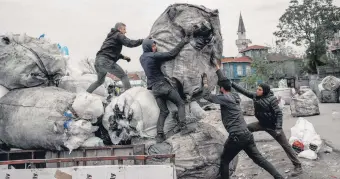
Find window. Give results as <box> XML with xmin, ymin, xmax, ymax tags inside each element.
<box><xmin>246</xmin><ymin>65</ymin><xmax>251</xmax><ymax>75</ymax></box>
<box><xmin>237</xmin><ymin>65</ymin><xmax>243</xmax><ymax>76</ymax></box>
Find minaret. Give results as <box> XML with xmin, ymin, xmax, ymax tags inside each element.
<box><xmin>236</xmin><ymin>13</ymin><xmax>252</xmax><ymax>52</ymax></box>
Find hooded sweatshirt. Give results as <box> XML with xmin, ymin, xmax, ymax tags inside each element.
<box><xmin>96</xmin><ymin>28</ymin><xmax>143</xmax><ymax>62</ymax></box>
<box><xmin>231</xmin><ymin>83</ymin><xmax>283</xmax><ymax>129</ymax></box>
<box><xmin>139</xmin><ymin>39</ymin><xmax>187</xmax><ymax>89</ymax></box>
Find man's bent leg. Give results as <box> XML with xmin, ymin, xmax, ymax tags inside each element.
<box><xmin>167</xmin><ymin>89</ymin><xmax>195</xmax><ymax>135</ymax></box>
<box><xmin>243</xmin><ymin>135</ymin><xmax>283</xmax><ymax>179</ymax></box>
<box><xmin>220</xmin><ymin>137</ymin><xmax>242</xmax><ymax>179</ymax></box>
<box><xmin>247</xmin><ymin>122</ymin><xmax>265</xmax><ymax>133</ymax></box>
<box><xmin>86</xmin><ymin>71</ymin><xmax>107</xmax><ymax>93</ymax></box>
<box><xmin>110</xmin><ymin>63</ymin><xmax>131</xmax><ymax>91</ymax></box>
<box><xmin>154</xmin><ymin>97</ymin><xmax>169</xmax><ymax>143</ymax></box>
<box><xmin>266</xmin><ymin>129</ymin><xmax>302</xmax><ymax>176</ymax></box>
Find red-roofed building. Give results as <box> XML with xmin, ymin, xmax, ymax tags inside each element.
<box><xmin>239</xmin><ymin>45</ymin><xmax>269</xmax><ymax>57</ymax></box>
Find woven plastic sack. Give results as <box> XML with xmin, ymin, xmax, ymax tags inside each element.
<box><xmin>0</xmin><ymin>34</ymin><xmax>67</xmax><ymax>90</ymax></box>
<box><xmin>149</xmin><ymin>3</ymin><xmax>222</xmax><ymax>100</ymax></box>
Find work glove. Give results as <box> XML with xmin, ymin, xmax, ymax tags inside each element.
<box><xmin>124</xmin><ymin>56</ymin><xmax>131</xmax><ymax>62</ymax></box>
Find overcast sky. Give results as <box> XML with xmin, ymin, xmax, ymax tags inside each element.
<box><xmin>1</xmin><ymin>0</ymin><xmax>340</xmax><ymax>72</ymax></box>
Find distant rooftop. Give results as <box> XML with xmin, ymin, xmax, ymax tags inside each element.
<box><xmin>239</xmin><ymin>45</ymin><xmax>268</xmax><ymax>53</ymax></box>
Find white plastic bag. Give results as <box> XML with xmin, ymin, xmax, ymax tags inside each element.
<box><xmin>290</xmin><ymin>117</ymin><xmax>322</xmax><ymax>152</ymax></box>
<box><xmin>72</xmin><ymin>92</ymin><xmax>104</xmax><ymax>123</ymax></box>
<box><xmin>298</xmin><ymin>149</ymin><xmax>317</xmax><ymax>160</ymax></box>
<box><xmin>81</xmin><ymin>137</ymin><xmax>105</xmax><ymax>147</ymax></box>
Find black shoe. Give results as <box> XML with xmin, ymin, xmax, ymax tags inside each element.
<box><xmin>155</xmin><ymin>133</ymin><xmax>166</xmax><ymax>143</ymax></box>
<box><xmin>180</xmin><ymin>125</ymin><xmax>196</xmax><ymax>135</ymax></box>
<box><xmin>291</xmin><ymin>165</ymin><xmax>303</xmax><ymax>177</ymax></box>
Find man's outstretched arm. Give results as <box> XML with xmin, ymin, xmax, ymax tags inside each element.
<box><xmin>118</xmin><ymin>34</ymin><xmax>143</xmax><ymax>47</ymax></box>
<box><xmin>153</xmin><ymin>38</ymin><xmax>189</xmax><ymax>61</ymax></box>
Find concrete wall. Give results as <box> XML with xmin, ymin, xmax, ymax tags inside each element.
<box><xmin>0</xmin><ymin>165</ymin><xmax>176</xmax><ymax>179</ymax></box>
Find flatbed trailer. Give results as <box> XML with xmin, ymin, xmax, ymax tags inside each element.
<box><xmin>0</xmin><ymin>145</ymin><xmax>177</xmax><ymax>179</ymax></box>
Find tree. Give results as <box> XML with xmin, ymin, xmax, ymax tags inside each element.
<box><xmin>80</xmin><ymin>57</ymin><xmax>96</xmax><ymax>75</ymax></box>
<box><xmin>274</xmin><ymin>0</ymin><xmax>340</xmax><ymax>73</ymax></box>
<box><xmin>242</xmin><ymin>57</ymin><xmax>283</xmax><ymax>88</ymax></box>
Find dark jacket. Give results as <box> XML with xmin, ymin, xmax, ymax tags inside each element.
<box><xmin>96</xmin><ymin>28</ymin><xmax>143</xmax><ymax>62</ymax></box>
<box><xmin>203</xmin><ymin>70</ymin><xmax>248</xmax><ymax>133</ymax></box>
<box><xmin>139</xmin><ymin>39</ymin><xmax>187</xmax><ymax>89</ymax></box>
<box><xmin>232</xmin><ymin>83</ymin><xmax>283</xmax><ymax>129</ymax></box>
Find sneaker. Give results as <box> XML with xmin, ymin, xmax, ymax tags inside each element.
<box><xmin>291</xmin><ymin>165</ymin><xmax>303</xmax><ymax>177</ymax></box>
<box><xmin>180</xmin><ymin>125</ymin><xmax>196</xmax><ymax>135</ymax></box>
<box><xmin>155</xmin><ymin>133</ymin><xmax>166</xmax><ymax>143</ymax></box>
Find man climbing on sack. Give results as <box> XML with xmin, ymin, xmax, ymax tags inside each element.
<box><xmin>87</xmin><ymin>22</ymin><xmax>143</xmax><ymax>93</ymax></box>
<box><xmin>200</xmin><ymin>63</ymin><xmax>284</xmax><ymax>179</ymax></box>
<box><xmin>139</xmin><ymin>31</ymin><xmax>195</xmax><ymax>143</ymax></box>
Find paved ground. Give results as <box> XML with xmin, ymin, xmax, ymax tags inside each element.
<box><xmin>240</xmin><ymin>103</ymin><xmax>340</xmax><ymax>179</ymax></box>
<box><xmin>202</xmin><ymin>103</ymin><xmax>340</xmax><ymax>179</ymax></box>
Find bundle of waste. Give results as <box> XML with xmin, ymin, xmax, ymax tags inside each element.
<box><xmin>149</xmin><ymin>3</ymin><xmax>223</xmax><ymax>100</ymax></box>
<box><xmin>102</xmin><ymin>87</ymin><xmax>206</xmax><ymax>144</ymax></box>
<box><xmin>316</xmin><ymin>76</ymin><xmax>340</xmax><ymax>103</ymax></box>
<box><xmin>289</xmin><ymin>117</ymin><xmax>322</xmax><ymax>160</ymax></box>
<box><xmin>0</xmin><ymin>34</ymin><xmax>67</xmax><ymax>90</ymax></box>
<box><xmin>320</xmin><ymin>76</ymin><xmax>340</xmax><ymax>91</ymax></box>
<box><xmin>58</xmin><ymin>74</ymin><xmax>115</xmax><ymax>99</ymax></box>
<box><xmin>0</xmin><ymin>87</ymin><xmax>99</xmax><ymax>152</ymax></box>
<box><xmin>290</xmin><ymin>89</ymin><xmax>320</xmax><ymax>117</ymax></box>
<box><xmin>132</xmin><ymin>122</ymin><xmax>238</xmax><ymax>179</ymax></box>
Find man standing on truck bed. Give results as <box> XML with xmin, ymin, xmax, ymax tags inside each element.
<box><xmin>139</xmin><ymin>32</ymin><xmax>195</xmax><ymax>143</ymax></box>
<box><xmin>201</xmin><ymin>64</ymin><xmax>284</xmax><ymax>179</ymax></box>
<box><xmin>87</xmin><ymin>22</ymin><xmax>143</xmax><ymax>93</ymax></box>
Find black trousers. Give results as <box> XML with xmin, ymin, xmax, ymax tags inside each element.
<box><xmin>247</xmin><ymin>122</ymin><xmax>301</xmax><ymax>166</ymax></box>
<box><xmin>220</xmin><ymin>130</ymin><xmax>283</xmax><ymax>179</ymax></box>
<box><xmin>152</xmin><ymin>80</ymin><xmax>185</xmax><ymax>134</ymax></box>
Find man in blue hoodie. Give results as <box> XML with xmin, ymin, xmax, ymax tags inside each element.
<box><xmin>87</xmin><ymin>22</ymin><xmax>143</xmax><ymax>93</ymax></box>
<box><xmin>139</xmin><ymin>34</ymin><xmax>195</xmax><ymax>143</ymax></box>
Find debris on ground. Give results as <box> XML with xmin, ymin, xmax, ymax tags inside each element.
<box><xmin>232</xmin><ymin>138</ymin><xmax>340</xmax><ymax>179</ymax></box>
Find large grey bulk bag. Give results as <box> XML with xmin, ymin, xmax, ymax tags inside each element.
<box><xmin>132</xmin><ymin>122</ymin><xmax>238</xmax><ymax>179</ymax></box>
<box><xmin>0</xmin><ymin>34</ymin><xmax>67</xmax><ymax>90</ymax></box>
<box><xmin>149</xmin><ymin>3</ymin><xmax>223</xmax><ymax>99</ymax></box>
<box><xmin>316</xmin><ymin>83</ymin><xmax>339</xmax><ymax>103</ymax></box>
<box><xmin>320</xmin><ymin>76</ymin><xmax>340</xmax><ymax>91</ymax></box>
<box><xmin>0</xmin><ymin>87</ymin><xmax>97</xmax><ymax>151</ymax></box>
<box><xmin>58</xmin><ymin>74</ymin><xmax>114</xmax><ymax>98</ymax></box>
<box><xmin>102</xmin><ymin>87</ymin><xmax>206</xmax><ymax>145</ymax></box>
<box><xmin>290</xmin><ymin>89</ymin><xmax>320</xmax><ymax>117</ymax></box>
